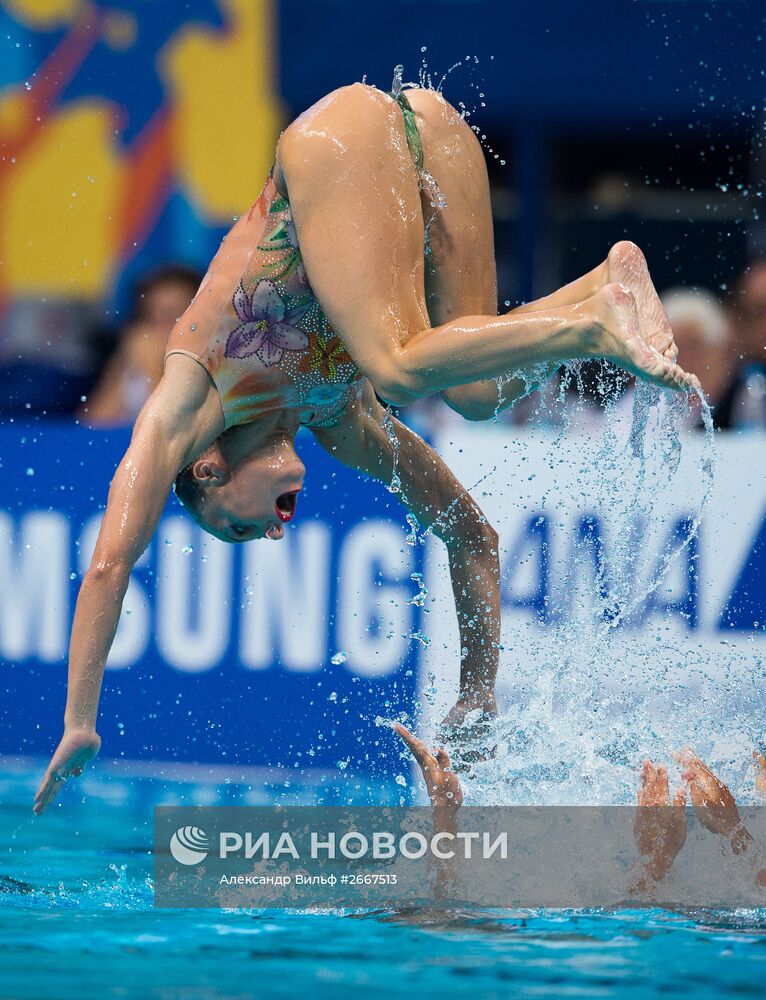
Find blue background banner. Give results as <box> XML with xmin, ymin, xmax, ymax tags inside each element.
<box><xmin>0</xmin><ymin>424</ymin><xmax>422</xmax><ymax>785</ymax></box>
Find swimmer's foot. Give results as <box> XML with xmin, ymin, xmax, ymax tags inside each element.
<box><xmin>607</xmin><ymin>240</ymin><xmax>677</xmax><ymax>362</ymax></box>
<box><xmin>591</xmin><ymin>282</ymin><xmax>699</xmax><ymax>393</ymax></box>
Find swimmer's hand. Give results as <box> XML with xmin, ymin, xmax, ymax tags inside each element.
<box><xmin>393</xmin><ymin>723</ymin><xmax>463</xmax><ymax>818</ymax></box>
<box><xmin>674</xmin><ymin>748</ymin><xmax>752</xmax><ymax>854</ymax></box>
<box><xmin>33</xmin><ymin>727</ymin><xmax>101</xmax><ymax>815</ymax></box>
<box><xmin>633</xmin><ymin>759</ymin><xmax>687</xmax><ymax>885</ymax></box>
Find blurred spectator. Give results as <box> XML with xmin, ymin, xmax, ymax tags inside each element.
<box><xmin>662</xmin><ymin>287</ymin><xmax>731</xmax><ymax>407</ymax></box>
<box><xmin>0</xmin><ymin>298</ymin><xmax>99</xmax><ymax>416</ymax></box>
<box><xmin>80</xmin><ymin>264</ymin><xmax>202</xmax><ymax>427</ymax></box>
<box><xmin>716</xmin><ymin>259</ymin><xmax>766</xmax><ymax>430</ymax></box>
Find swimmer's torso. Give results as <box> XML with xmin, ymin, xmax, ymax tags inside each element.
<box><xmin>165</xmin><ymin>172</ymin><xmax>363</xmax><ymax>429</ymax></box>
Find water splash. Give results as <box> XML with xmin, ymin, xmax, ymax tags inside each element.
<box><xmin>375</xmin><ymin>65</ymin><xmax>739</xmax><ymax>807</ymax></box>
<box><xmin>381</xmin><ymin>407</ymin><xmax>402</xmax><ymax>496</ymax></box>
<box><xmin>423</xmin><ymin>372</ymin><xmax>731</xmax><ymax>805</ymax></box>
<box><xmin>408</xmin><ymin>572</ymin><xmax>428</xmax><ymax>607</ymax></box>
<box><xmin>405</xmin><ymin>512</ymin><xmax>421</xmax><ymax>546</ymax></box>
<box><xmin>390</xmin><ymin>64</ymin><xmax>404</xmax><ymax>99</ymax></box>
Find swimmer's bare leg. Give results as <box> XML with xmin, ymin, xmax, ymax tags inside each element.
<box><xmin>405</xmin><ymin>89</ymin><xmax>677</xmax><ymax>418</ymax></box>
<box><xmin>406</xmin><ymin>87</ymin><xmax>585</xmax><ymax>419</ymax></box>
<box><xmin>279</xmin><ymin>85</ymin><xmax>697</xmax><ymax>409</ymax></box>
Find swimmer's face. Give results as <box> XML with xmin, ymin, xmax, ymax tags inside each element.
<box><xmin>192</xmin><ymin>433</ymin><xmax>305</xmax><ymax>543</ymax></box>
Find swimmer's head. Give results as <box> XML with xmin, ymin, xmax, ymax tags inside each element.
<box><xmin>174</xmin><ymin>425</ymin><xmax>305</xmax><ymax>543</ymax></box>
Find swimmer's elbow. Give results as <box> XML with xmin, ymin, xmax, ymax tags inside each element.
<box><xmin>85</xmin><ymin>554</ymin><xmax>133</xmax><ymax>590</ymax></box>
<box><xmin>368</xmin><ymin>358</ymin><xmax>421</xmax><ymax>408</ymax></box>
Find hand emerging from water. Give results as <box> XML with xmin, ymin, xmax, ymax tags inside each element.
<box><xmin>393</xmin><ymin>723</ymin><xmax>463</xmax><ymax>831</ymax></box>
<box><xmin>634</xmin><ymin>759</ymin><xmax>687</xmax><ymax>884</ymax></box>
<box><xmin>674</xmin><ymin>749</ymin><xmax>752</xmax><ymax>854</ymax></box>
<box><xmin>33</xmin><ymin>727</ymin><xmax>101</xmax><ymax>815</ymax></box>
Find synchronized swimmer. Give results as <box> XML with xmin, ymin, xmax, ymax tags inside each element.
<box><xmin>34</xmin><ymin>81</ymin><xmax>698</xmax><ymax>814</ymax></box>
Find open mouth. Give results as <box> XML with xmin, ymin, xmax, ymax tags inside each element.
<box><xmin>275</xmin><ymin>490</ymin><xmax>299</xmax><ymax>523</ymax></box>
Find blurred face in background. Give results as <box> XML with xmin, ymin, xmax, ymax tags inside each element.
<box><xmin>731</xmin><ymin>260</ymin><xmax>766</xmax><ymax>363</ymax></box>
<box><xmin>661</xmin><ymin>288</ymin><xmax>731</xmax><ymax>404</ymax></box>
<box><xmin>139</xmin><ymin>277</ymin><xmax>200</xmax><ymax>332</ymax></box>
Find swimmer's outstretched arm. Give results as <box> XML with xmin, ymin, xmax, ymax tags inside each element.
<box><xmin>312</xmin><ymin>383</ymin><xmax>500</xmax><ymax>726</ymax></box>
<box><xmin>34</xmin><ymin>358</ymin><xmax>222</xmax><ymax>814</ymax></box>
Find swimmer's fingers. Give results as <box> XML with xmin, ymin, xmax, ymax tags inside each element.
<box><xmin>393</xmin><ymin>723</ymin><xmax>437</xmax><ymax>771</ymax></box>
<box><xmin>33</xmin><ymin>764</ymin><xmax>80</xmax><ymax>814</ymax></box>
<box><xmin>675</xmin><ymin>750</ymin><xmax>720</xmax><ymax>796</ymax></box>
<box><xmin>33</xmin><ymin>729</ymin><xmax>101</xmax><ymax>815</ymax></box>
<box><xmin>638</xmin><ymin>760</ymin><xmax>671</xmax><ymax>806</ymax></box>
<box><xmin>34</xmin><ymin>760</ymin><xmax>89</xmax><ymax>813</ymax></box>
<box><xmin>33</xmin><ymin>770</ymin><xmax>65</xmax><ymax>815</ymax></box>
<box><xmin>675</xmin><ymin>752</ymin><xmax>738</xmax><ymax>830</ymax></box>
<box><xmin>655</xmin><ymin>765</ymin><xmax>670</xmax><ymax>803</ymax></box>
<box><xmin>638</xmin><ymin>759</ymin><xmax>658</xmax><ymax>805</ymax></box>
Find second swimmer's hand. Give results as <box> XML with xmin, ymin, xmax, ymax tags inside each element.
<box><xmin>393</xmin><ymin>723</ymin><xmax>464</xmax><ymax>816</ymax></box>
<box><xmin>33</xmin><ymin>727</ymin><xmax>101</xmax><ymax>815</ymax></box>
<box><xmin>674</xmin><ymin>748</ymin><xmax>752</xmax><ymax>853</ymax></box>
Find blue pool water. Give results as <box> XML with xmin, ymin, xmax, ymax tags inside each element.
<box><xmin>3</xmin><ymin>762</ymin><xmax>766</xmax><ymax>1000</ymax></box>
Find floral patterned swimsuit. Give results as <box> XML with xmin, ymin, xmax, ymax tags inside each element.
<box><xmin>165</xmin><ymin>90</ymin><xmax>424</xmax><ymax>431</ymax></box>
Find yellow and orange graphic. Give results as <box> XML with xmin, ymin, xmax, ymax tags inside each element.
<box><xmin>0</xmin><ymin>0</ymin><xmax>282</xmax><ymax>303</ymax></box>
